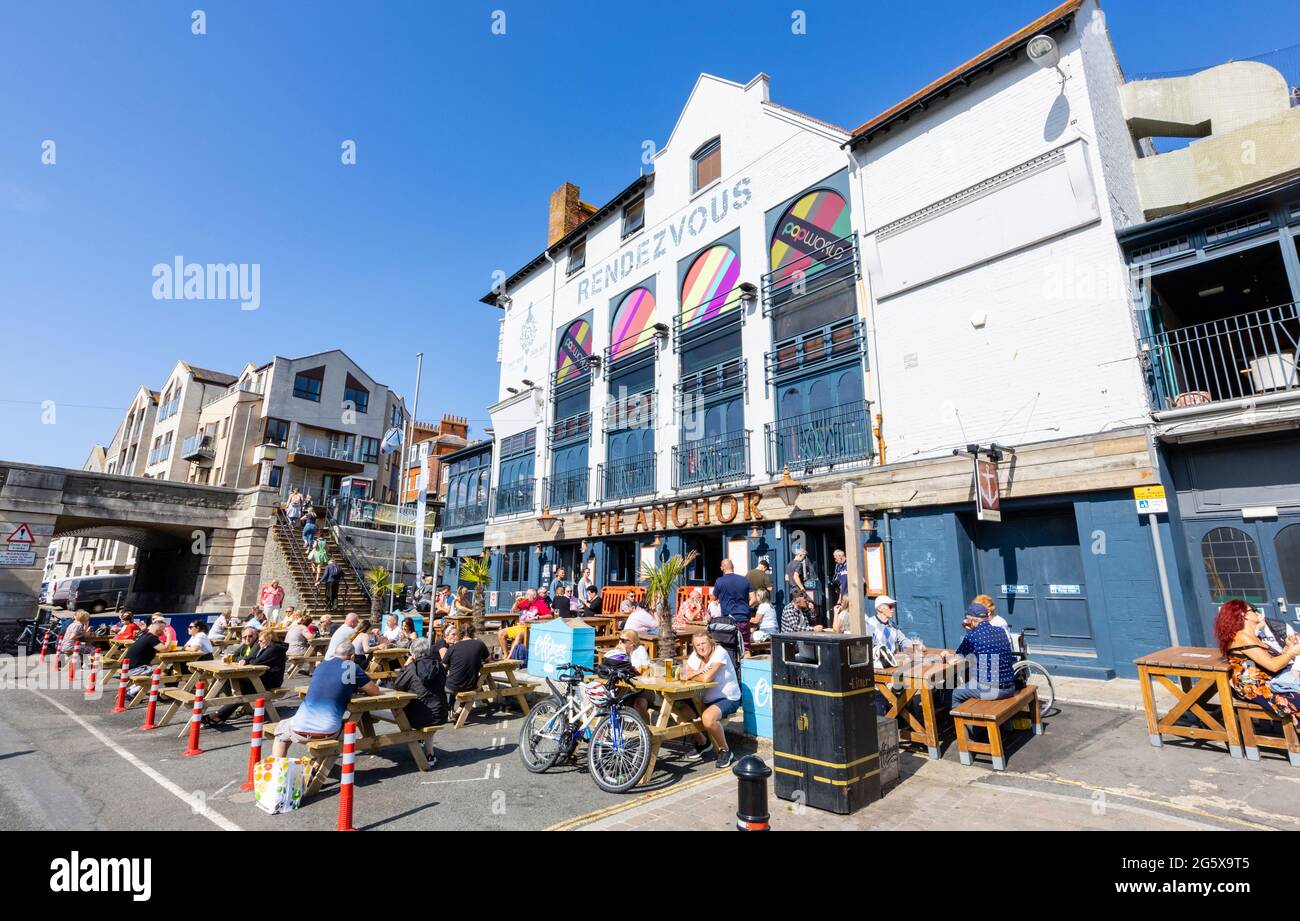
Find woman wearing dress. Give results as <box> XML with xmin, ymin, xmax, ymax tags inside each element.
<box><xmin>309</xmin><ymin>536</ymin><xmax>330</xmax><ymax>582</ymax></box>
<box><xmin>1216</xmin><ymin>599</ymin><xmax>1300</xmax><ymax>731</ymax></box>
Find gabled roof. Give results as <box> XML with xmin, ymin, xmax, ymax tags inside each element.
<box><xmin>184</xmin><ymin>363</ymin><xmax>239</xmax><ymax>386</ymax></box>
<box><xmin>847</xmin><ymin>0</ymin><xmax>1085</xmax><ymax>147</ymax></box>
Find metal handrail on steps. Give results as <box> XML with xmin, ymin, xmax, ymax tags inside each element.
<box><xmin>322</xmin><ymin>506</ymin><xmax>374</xmax><ymax>608</ymax></box>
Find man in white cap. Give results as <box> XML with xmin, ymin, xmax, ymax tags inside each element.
<box><xmin>864</xmin><ymin>595</ymin><xmax>908</xmax><ymax>662</ymax></box>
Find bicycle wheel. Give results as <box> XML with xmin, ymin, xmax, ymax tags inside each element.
<box><xmin>518</xmin><ymin>699</ymin><xmax>571</xmax><ymax>773</ymax></box>
<box><xmin>587</xmin><ymin>708</ymin><xmax>652</xmax><ymax>794</ymax></box>
<box><xmin>1013</xmin><ymin>659</ymin><xmax>1056</xmax><ymax>716</ymax></box>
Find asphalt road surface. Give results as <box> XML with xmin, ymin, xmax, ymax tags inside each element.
<box><xmin>0</xmin><ymin>657</ymin><xmax>732</xmax><ymax>831</ymax></box>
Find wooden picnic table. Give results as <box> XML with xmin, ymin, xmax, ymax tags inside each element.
<box><xmin>276</xmin><ymin>689</ymin><xmax>433</xmax><ymax>795</ymax></box>
<box><xmin>875</xmin><ymin>650</ymin><xmax>967</xmax><ymax>759</ymax></box>
<box><xmin>639</xmin><ymin>625</ymin><xmax>705</xmax><ymax>660</ymax></box>
<box><xmin>578</xmin><ymin>614</ymin><xmax>621</xmax><ymax>637</ymax></box>
<box><xmin>453</xmin><ymin>659</ymin><xmax>536</xmax><ymax>728</ymax></box>
<box><xmin>157</xmin><ymin>659</ymin><xmax>285</xmax><ymax>732</ymax></box>
<box><xmin>1135</xmin><ymin>646</ymin><xmax>1243</xmax><ymax>758</ymax></box>
<box><xmin>631</xmin><ymin>675</ymin><xmax>718</xmax><ymax>785</ymax></box>
<box><xmin>125</xmin><ymin>649</ymin><xmax>204</xmax><ymax>708</ymax></box>
<box><xmin>366</xmin><ymin>645</ymin><xmax>411</xmax><ymax>681</ymax></box>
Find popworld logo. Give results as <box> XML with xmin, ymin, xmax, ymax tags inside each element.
<box><xmin>49</xmin><ymin>852</ymin><xmax>151</xmax><ymax>901</ymax></box>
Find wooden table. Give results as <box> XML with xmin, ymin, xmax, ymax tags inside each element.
<box><xmin>157</xmin><ymin>659</ymin><xmax>285</xmax><ymax>732</ymax></box>
<box><xmin>366</xmin><ymin>645</ymin><xmax>410</xmax><ymax>682</ymax></box>
<box><xmin>579</xmin><ymin>615</ymin><xmax>621</xmax><ymax>637</ymax></box>
<box><xmin>639</xmin><ymin>625</ymin><xmax>704</xmax><ymax>660</ymax></box>
<box><xmin>875</xmin><ymin>650</ymin><xmax>966</xmax><ymax>760</ymax></box>
<box><xmin>453</xmin><ymin>659</ymin><xmax>536</xmax><ymax>728</ymax></box>
<box><xmin>1135</xmin><ymin>646</ymin><xmax>1243</xmax><ymax>758</ymax></box>
<box><xmin>125</xmin><ymin>650</ymin><xmax>203</xmax><ymax>708</ymax></box>
<box><xmin>100</xmin><ymin>636</ymin><xmax>135</xmax><ymax>676</ymax></box>
<box><xmin>631</xmin><ymin>675</ymin><xmax>718</xmax><ymax>785</ymax></box>
<box><xmin>276</xmin><ymin>689</ymin><xmax>432</xmax><ymax>795</ymax></box>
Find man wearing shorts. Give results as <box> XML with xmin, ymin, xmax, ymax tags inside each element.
<box><xmin>270</xmin><ymin>644</ymin><xmax>380</xmax><ymax>755</ymax></box>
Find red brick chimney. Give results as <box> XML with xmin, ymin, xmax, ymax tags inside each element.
<box><xmin>548</xmin><ymin>182</ymin><xmax>596</xmax><ymax>247</ymax></box>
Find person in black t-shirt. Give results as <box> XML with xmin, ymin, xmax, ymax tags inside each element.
<box><xmin>443</xmin><ymin>624</ymin><xmax>490</xmax><ymax>719</ymax></box>
<box><xmin>124</xmin><ymin>623</ymin><xmax>167</xmax><ymax>676</ymax></box>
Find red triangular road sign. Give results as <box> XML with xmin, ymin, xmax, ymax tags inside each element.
<box><xmin>7</xmin><ymin>523</ymin><xmax>34</xmax><ymax>544</ymax></box>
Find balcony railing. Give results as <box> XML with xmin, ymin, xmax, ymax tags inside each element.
<box><xmin>202</xmin><ymin>378</ymin><xmax>263</xmax><ymax>408</ymax></box>
<box><xmin>493</xmin><ymin>478</ymin><xmax>536</xmax><ymax>517</ymax></box>
<box><xmin>156</xmin><ymin>398</ymin><xmax>180</xmax><ymax>422</ymax></box>
<box><xmin>765</xmin><ymin>403</ymin><xmax>874</xmax><ymax>474</ymax></box>
<box><xmin>443</xmin><ymin>501</ymin><xmax>488</xmax><ymax>530</ymax></box>
<box><xmin>675</xmin><ymin>357</ymin><xmax>747</xmax><ymax>415</ymax></box>
<box><xmin>546</xmin><ymin>470</ymin><xmax>590</xmax><ymax>509</ymax></box>
<box><xmin>180</xmin><ymin>433</ymin><xmax>215</xmax><ymax>462</ymax></box>
<box><xmin>761</xmin><ymin>232</ymin><xmax>859</xmax><ymax>316</ymax></box>
<box><xmin>764</xmin><ymin>317</ymin><xmax>866</xmax><ymax>387</ymax></box>
<box><xmin>329</xmin><ymin>496</ymin><xmax>438</xmax><ymax>536</ymax></box>
<box><xmin>1140</xmin><ymin>303</ymin><xmax>1300</xmax><ymax>411</ymax></box>
<box><xmin>603</xmin><ymin>390</ymin><xmax>656</xmax><ymax>431</ymax></box>
<box><xmin>290</xmin><ymin>435</ymin><xmax>356</xmax><ymax>463</ymax></box>
<box><xmin>548</xmin><ymin>411</ymin><xmax>591</xmax><ymax>447</ymax></box>
<box><xmin>673</xmin><ymin>431</ymin><xmax>750</xmax><ymax>490</ymax></box>
<box><xmin>600</xmin><ymin>452</ymin><xmax>657</xmax><ymax>502</ymax></box>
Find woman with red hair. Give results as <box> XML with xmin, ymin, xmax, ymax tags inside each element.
<box><xmin>1215</xmin><ymin>599</ymin><xmax>1300</xmax><ymax>730</ymax></box>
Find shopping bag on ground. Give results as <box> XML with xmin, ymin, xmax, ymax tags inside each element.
<box><xmin>253</xmin><ymin>756</ymin><xmax>310</xmax><ymax>814</ymax></box>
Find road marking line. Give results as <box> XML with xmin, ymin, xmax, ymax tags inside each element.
<box><xmin>493</xmin><ymin>762</ymin><xmax>501</xmax><ymax>779</ymax></box>
<box><xmin>545</xmin><ymin>768</ymin><xmax>731</xmax><ymax>831</ymax></box>
<box><xmin>30</xmin><ymin>690</ymin><xmax>242</xmax><ymax>831</ymax></box>
<box><xmin>419</xmin><ymin>763</ymin><xmax>493</xmax><ymax>785</ymax></box>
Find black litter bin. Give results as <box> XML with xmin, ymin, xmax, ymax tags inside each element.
<box><xmin>771</xmin><ymin>631</ymin><xmax>880</xmax><ymax>814</ymax></box>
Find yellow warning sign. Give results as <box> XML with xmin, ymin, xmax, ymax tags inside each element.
<box><xmin>1133</xmin><ymin>485</ymin><xmax>1166</xmax><ymax>501</ymax></box>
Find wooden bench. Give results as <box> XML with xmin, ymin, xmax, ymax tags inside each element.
<box><xmin>1234</xmin><ymin>699</ymin><xmax>1300</xmax><ymax>767</ymax></box>
<box><xmin>452</xmin><ymin>659</ymin><xmax>537</xmax><ymax>728</ymax></box>
<box><xmin>601</xmin><ymin>585</ymin><xmax>645</xmax><ymax>616</ymax></box>
<box><xmin>951</xmin><ymin>686</ymin><xmax>1041</xmax><ymax>771</ymax></box>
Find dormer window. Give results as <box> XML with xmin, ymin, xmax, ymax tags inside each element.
<box><xmin>622</xmin><ymin>194</ymin><xmax>645</xmax><ymax>237</ymax></box>
<box><xmin>344</xmin><ymin>373</ymin><xmax>370</xmax><ymax>414</ymax></box>
<box><xmin>691</xmin><ymin>138</ymin><xmax>721</xmax><ymax>193</ymax></box>
<box><xmin>568</xmin><ymin>237</ymin><xmax>587</xmax><ymax>274</ymax></box>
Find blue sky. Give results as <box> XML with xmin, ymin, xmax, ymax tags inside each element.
<box><xmin>1</xmin><ymin>0</ymin><xmax>1295</xmax><ymax>468</ymax></box>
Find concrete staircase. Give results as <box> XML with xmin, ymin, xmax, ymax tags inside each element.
<box><xmin>271</xmin><ymin>510</ymin><xmax>370</xmax><ymax>616</ymax></box>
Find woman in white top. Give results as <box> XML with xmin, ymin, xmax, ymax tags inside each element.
<box><xmin>602</xmin><ymin>629</ymin><xmax>653</xmax><ymax>720</ymax></box>
<box><xmin>184</xmin><ymin>620</ymin><xmax>214</xmax><ymax>659</ymax></box>
<box><xmin>678</xmin><ymin>632</ymin><xmax>742</xmax><ymax>769</ymax></box>
<box><xmin>751</xmin><ymin>589</ymin><xmax>777</xmax><ymax>642</ymax></box>
<box><xmin>620</xmin><ymin>599</ymin><xmax>659</xmax><ymax>635</ymax></box>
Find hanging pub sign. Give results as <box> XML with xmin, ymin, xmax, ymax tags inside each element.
<box><xmin>974</xmin><ymin>457</ymin><xmax>1002</xmax><ymax>522</ymax></box>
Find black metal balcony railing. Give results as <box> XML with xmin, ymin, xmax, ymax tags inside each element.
<box><xmin>443</xmin><ymin>501</ymin><xmax>488</xmax><ymax>530</ymax></box>
<box><xmin>492</xmin><ymin>478</ymin><xmax>535</xmax><ymax>517</ymax></box>
<box><xmin>546</xmin><ymin>470</ymin><xmax>590</xmax><ymax>509</ymax></box>
<box><xmin>671</xmin><ymin>286</ymin><xmax>747</xmax><ymax>347</ymax></box>
<box><xmin>675</xmin><ymin>357</ymin><xmax>747</xmax><ymax>415</ymax></box>
<box><xmin>761</xmin><ymin>233</ymin><xmax>859</xmax><ymax>316</ymax></box>
<box><xmin>603</xmin><ymin>327</ymin><xmax>661</xmax><ymax>375</ymax></box>
<box><xmin>673</xmin><ymin>431</ymin><xmax>751</xmax><ymax>490</ymax></box>
<box><xmin>765</xmin><ymin>403</ymin><xmax>874</xmax><ymax>474</ymax></box>
<box><xmin>549</xmin><ymin>356</ymin><xmax>593</xmax><ymax>393</ymax></box>
<box><xmin>601</xmin><ymin>452</ymin><xmax>657</xmax><ymax>502</ymax></box>
<box><xmin>548</xmin><ymin>411</ymin><xmax>591</xmax><ymax>447</ymax></box>
<box><xmin>603</xmin><ymin>390</ymin><xmax>656</xmax><ymax>431</ymax></box>
<box><xmin>764</xmin><ymin>317</ymin><xmax>866</xmax><ymax>387</ymax></box>
<box><xmin>1140</xmin><ymin>303</ymin><xmax>1300</xmax><ymax>411</ymax></box>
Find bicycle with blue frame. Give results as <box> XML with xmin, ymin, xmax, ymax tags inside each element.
<box><xmin>518</xmin><ymin>660</ymin><xmax>653</xmax><ymax>793</ymax></box>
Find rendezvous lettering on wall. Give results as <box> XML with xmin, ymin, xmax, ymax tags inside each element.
<box><xmin>576</xmin><ymin>177</ymin><xmax>753</xmax><ymax>305</ymax></box>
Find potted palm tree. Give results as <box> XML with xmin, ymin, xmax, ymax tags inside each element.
<box><xmin>639</xmin><ymin>549</ymin><xmax>699</xmax><ymax>665</ymax></box>
<box><xmin>365</xmin><ymin>566</ymin><xmax>393</xmax><ymax>623</ymax></box>
<box><xmin>459</xmin><ymin>553</ymin><xmax>493</xmax><ymax>637</ymax></box>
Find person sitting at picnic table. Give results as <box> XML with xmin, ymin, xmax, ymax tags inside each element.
<box><xmin>269</xmin><ymin>643</ymin><xmax>381</xmax><ymax>758</ymax></box>
<box><xmin>285</xmin><ymin>612</ymin><xmax>313</xmax><ymax>658</ymax></box>
<box><xmin>674</xmin><ymin>587</ymin><xmax>708</xmax><ymax>631</ymax></box>
<box><xmin>602</xmin><ymin>629</ymin><xmax>653</xmax><ymax>721</ymax></box>
<box><xmin>500</xmin><ymin>588</ymin><xmax>552</xmax><ymax>658</ymax></box>
<box><xmin>206</xmin><ymin>626</ymin><xmax>287</xmax><ymax>726</ymax></box>
<box><xmin>576</xmin><ymin>585</ymin><xmax>602</xmax><ymax>618</ymax></box>
<box><xmin>113</xmin><ymin>611</ymin><xmax>142</xmax><ymax>642</ymax></box>
<box><xmin>973</xmin><ymin>593</ymin><xmax>1012</xmax><ymax>642</ymax></box>
<box><xmin>1217</xmin><ymin>599</ymin><xmax>1300</xmax><ymax>730</ymax></box>
<box><xmin>413</xmin><ymin>575</ymin><xmax>435</xmax><ymax>614</ymax></box>
<box><xmin>208</xmin><ymin>610</ymin><xmax>231</xmax><ymax>645</ymax></box>
<box><xmin>123</xmin><ymin>621</ymin><xmax>168</xmax><ymax>676</ymax></box>
<box><xmin>436</xmin><ymin>622</ymin><xmax>456</xmax><ymax>664</ymax></box>
<box><xmin>246</xmin><ymin>607</ymin><xmax>271</xmax><ymax>632</ymax></box>
<box><xmin>316</xmin><ymin>613</ymin><xmax>334</xmax><ymax>637</ymax></box>
<box><xmin>433</xmin><ymin>586</ymin><xmax>453</xmax><ymax>619</ymax></box>
<box><xmin>552</xmin><ymin>584</ymin><xmax>573</xmax><ymax>617</ymax></box>
<box><xmin>183</xmin><ymin>620</ymin><xmax>214</xmax><ymax>659</ymax></box>
<box><xmin>397</xmin><ymin>617</ymin><xmax>419</xmax><ymax>648</ymax></box>
<box><xmin>392</xmin><ymin>637</ymin><xmax>447</xmax><ymax>768</ymax></box>
<box><xmin>326</xmin><ymin>612</ymin><xmax>360</xmax><ymax>659</ymax></box>
<box><xmin>677</xmin><ymin>632</ymin><xmax>742</xmax><ymax>769</ymax></box>
<box><xmin>382</xmin><ymin>613</ymin><xmax>403</xmax><ymax>645</ymax></box>
<box><xmin>864</xmin><ymin>595</ymin><xmax>912</xmax><ymax>662</ymax></box>
<box><xmin>621</xmin><ymin>597</ymin><xmax>658</xmax><ymax>635</ymax></box>
<box><xmin>150</xmin><ymin>613</ymin><xmax>178</xmax><ymax>648</ymax></box>
<box><xmin>351</xmin><ymin>622</ymin><xmax>378</xmax><ymax>673</ymax></box>
<box><xmin>950</xmin><ymin>603</ymin><xmax>1016</xmax><ymax>713</ymax></box>
<box><xmin>751</xmin><ymin>589</ymin><xmax>777</xmax><ymax>642</ymax></box>
<box><xmin>779</xmin><ymin>588</ymin><xmax>824</xmax><ymax>633</ymax></box>
<box><xmin>453</xmin><ymin>586</ymin><xmax>475</xmax><ymax>615</ymax></box>
<box><xmin>444</xmin><ymin>623</ymin><xmax>491</xmax><ymax>720</ymax></box>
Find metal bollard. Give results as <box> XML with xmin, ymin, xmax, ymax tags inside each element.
<box><xmin>732</xmin><ymin>754</ymin><xmax>772</xmax><ymax>831</ymax></box>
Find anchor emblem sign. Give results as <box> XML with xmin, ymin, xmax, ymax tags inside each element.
<box><xmin>974</xmin><ymin>458</ymin><xmax>1002</xmax><ymax>522</ymax></box>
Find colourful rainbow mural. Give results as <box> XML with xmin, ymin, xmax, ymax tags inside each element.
<box><xmin>680</xmin><ymin>243</ymin><xmax>741</xmax><ymax>328</ymax></box>
<box><xmin>769</xmin><ymin>188</ymin><xmax>852</xmax><ymax>287</ymax></box>
<box><xmin>554</xmin><ymin>317</ymin><xmax>592</xmax><ymax>383</ymax></box>
<box><xmin>610</xmin><ymin>287</ymin><xmax>656</xmax><ymax>360</ymax></box>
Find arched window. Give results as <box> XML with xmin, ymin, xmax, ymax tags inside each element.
<box><xmin>1201</xmin><ymin>527</ymin><xmax>1268</xmax><ymax>605</ymax></box>
<box><xmin>610</xmin><ymin>287</ymin><xmax>656</xmax><ymax>360</ymax></box>
<box><xmin>555</xmin><ymin>317</ymin><xmax>592</xmax><ymax>384</ymax></box>
<box><xmin>680</xmin><ymin>243</ymin><xmax>740</xmax><ymax>329</ymax></box>
<box><xmin>769</xmin><ymin>188</ymin><xmax>852</xmax><ymax>287</ymax></box>
<box><xmin>1274</xmin><ymin>524</ymin><xmax>1300</xmax><ymax>603</ymax></box>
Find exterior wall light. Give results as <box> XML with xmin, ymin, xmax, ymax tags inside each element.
<box><xmin>774</xmin><ymin>466</ymin><xmax>804</xmax><ymax>506</ymax></box>
<box><xmin>537</xmin><ymin>506</ymin><xmax>559</xmax><ymax>533</ymax></box>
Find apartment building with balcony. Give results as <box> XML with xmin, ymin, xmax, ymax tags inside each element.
<box><xmin>475</xmin><ymin>0</ymin><xmax>1216</xmax><ymax>679</ymax></box>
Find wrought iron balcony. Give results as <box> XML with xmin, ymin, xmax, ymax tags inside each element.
<box><xmin>764</xmin><ymin>317</ymin><xmax>866</xmax><ymax>387</ymax></box>
<box><xmin>761</xmin><ymin>232</ymin><xmax>859</xmax><ymax>316</ymax></box>
<box><xmin>548</xmin><ymin>411</ymin><xmax>591</xmax><ymax>447</ymax></box>
<box><xmin>603</xmin><ymin>390</ymin><xmax>656</xmax><ymax>431</ymax></box>
<box><xmin>180</xmin><ymin>433</ymin><xmax>215</xmax><ymax>462</ymax></box>
<box><xmin>674</xmin><ymin>357</ymin><xmax>746</xmax><ymax>415</ymax></box>
<box><xmin>546</xmin><ymin>469</ymin><xmax>590</xmax><ymax>510</ymax></box>
<box><xmin>673</xmin><ymin>431</ymin><xmax>750</xmax><ymax>490</ymax></box>
<box><xmin>492</xmin><ymin>478</ymin><xmax>536</xmax><ymax>517</ymax></box>
<box><xmin>1139</xmin><ymin>303</ymin><xmax>1300</xmax><ymax>411</ymax></box>
<box><xmin>600</xmin><ymin>452</ymin><xmax>656</xmax><ymax>502</ymax></box>
<box><xmin>765</xmin><ymin>403</ymin><xmax>874</xmax><ymax>475</ymax></box>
